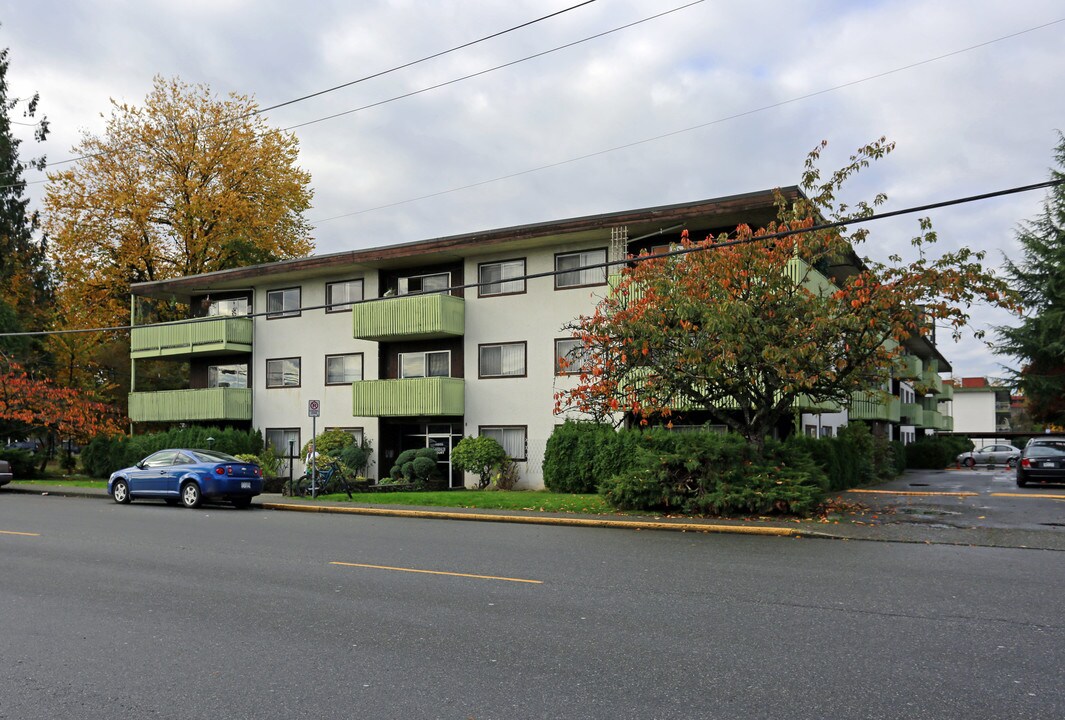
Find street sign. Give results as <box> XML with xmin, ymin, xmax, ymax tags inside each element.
<box><xmin>308</xmin><ymin>399</ymin><xmax>320</xmax><ymax>417</ymax></box>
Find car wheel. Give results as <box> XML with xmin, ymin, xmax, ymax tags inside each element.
<box><xmin>112</xmin><ymin>479</ymin><xmax>131</xmax><ymax>504</ymax></box>
<box><xmin>964</xmin><ymin>457</ymin><xmax>976</xmax><ymax>468</ymax></box>
<box><xmin>231</xmin><ymin>497</ymin><xmax>252</xmax><ymax>509</ymax></box>
<box><xmin>1017</xmin><ymin>476</ymin><xmax>1028</xmax><ymax>488</ymax></box>
<box><xmin>180</xmin><ymin>481</ymin><xmax>202</xmax><ymax>508</ymax></box>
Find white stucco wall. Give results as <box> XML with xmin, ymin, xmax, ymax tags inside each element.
<box><xmin>951</xmin><ymin>390</ymin><xmax>997</xmax><ymax>434</ymax></box>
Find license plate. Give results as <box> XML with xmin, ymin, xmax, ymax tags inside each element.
<box><xmin>241</xmin><ymin>481</ymin><xmax>251</xmax><ymax>489</ymax></box>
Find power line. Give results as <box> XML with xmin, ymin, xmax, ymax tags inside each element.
<box><xmin>6</xmin><ymin>1</ymin><xmax>601</xmax><ymax>183</ymax></box>
<box><xmin>310</xmin><ymin>16</ymin><xmax>1065</xmax><ymax>224</ymax></box>
<box><xmin>3</xmin><ymin>177</ymin><xmax>1060</xmax><ymax>339</ymax></box>
<box><xmin>281</xmin><ymin>1</ymin><xmax>706</xmax><ymax>132</ymax></box>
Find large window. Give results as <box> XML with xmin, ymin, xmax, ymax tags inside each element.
<box><xmin>398</xmin><ymin>272</ymin><xmax>450</xmax><ymax>295</ymax></box>
<box><xmin>326</xmin><ymin>427</ymin><xmax>365</xmax><ymax>445</ymax></box>
<box><xmin>207</xmin><ymin>363</ymin><xmax>248</xmax><ymax>389</ymax></box>
<box><xmin>206</xmin><ymin>297</ymin><xmax>250</xmax><ymax>316</ymax></box>
<box><xmin>326</xmin><ymin>279</ymin><xmax>364</xmax><ymax>313</ymax></box>
<box><xmin>480</xmin><ymin>426</ymin><xmax>527</xmax><ymax>461</ymax></box>
<box><xmin>399</xmin><ymin>351</ymin><xmax>450</xmax><ymax>379</ymax></box>
<box><xmin>554</xmin><ymin>338</ymin><xmax>589</xmax><ymax>375</ymax></box>
<box><xmin>479</xmin><ymin>342</ymin><xmax>526</xmax><ymax>378</ymax></box>
<box><xmin>266</xmin><ymin>428</ymin><xmax>301</xmax><ymax>459</ymax></box>
<box><xmin>555</xmin><ymin>249</ymin><xmax>607</xmax><ymax>289</ymax></box>
<box><xmin>266</xmin><ymin>357</ymin><xmax>301</xmax><ymax>388</ymax></box>
<box><xmin>325</xmin><ymin>353</ymin><xmax>364</xmax><ymax>385</ymax></box>
<box><xmin>478</xmin><ymin>259</ymin><xmax>525</xmax><ymax>297</ymax></box>
<box><xmin>266</xmin><ymin>287</ymin><xmax>301</xmax><ymax>318</ymax></box>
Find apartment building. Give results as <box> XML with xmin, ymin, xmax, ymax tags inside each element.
<box><xmin>126</xmin><ymin>189</ymin><xmax>952</xmax><ymax>488</ymax></box>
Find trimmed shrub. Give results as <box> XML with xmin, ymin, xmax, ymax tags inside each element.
<box><xmin>543</xmin><ymin>420</ymin><xmax>616</xmax><ymax>493</ymax></box>
<box><xmin>301</xmin><ymin>429</ymin><xmax>355</xmax><ymax>461</ymax></box>
<box><xmin>389</xmin><ymin>448</ymin><xmax>442</xmax><ymax>488</ymax></box>
<box><xmin>451</xmin><ymin>435</ymin><xmax>508</xmax><ymax>489</ymax></box>
<box><xmin>906</xmin><ymin>436</ymin><xmax>973</xmax><ymax>469</ymax></box>
<box><xmin>339</xmin><ymin>439</ymin><xmax>373</xmax><ymax>477</ymax></box>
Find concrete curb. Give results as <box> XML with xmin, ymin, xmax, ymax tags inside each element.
<box><xmin>260</xmin><ymin>501</ymin><xmax>824</xmax><ymax>537</ymax></box>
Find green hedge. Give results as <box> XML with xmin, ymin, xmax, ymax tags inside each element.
<box><xmin>81</xmin><ymin>427</ymin><xmax>265</xmax><ymax>478</ymax></box>
<box><xmin>905</xmin><ymin>436</ymin><xmax>973</xmax><ymax>469</ymax></box>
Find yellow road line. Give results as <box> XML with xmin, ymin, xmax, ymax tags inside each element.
<box><xmin>991</xmin><ymin>492</ymin><xmax>1065</xmax><ymax>500</ymax></box>
<box><xmin>0</xmin><ymin>529</ymin><xmax>41</xmax><ymax>537</ymax></box>
<box><xmin>848</xmin><ymin>489</ymin><xmax>978</xmax><ymax>498</ymax></box>
<box><xmin>331</xmin><ymin>561</ymin><xmax>543</xmax><ymax>584</ymax></box>
<box><xmin>263</xmin><ymin>503</ymin><xmax>799</xmax><ymax>536</ymax></box>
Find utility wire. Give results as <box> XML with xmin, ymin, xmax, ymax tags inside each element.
<box><xmin>281</xmin><ymin>1</ymin><xmax>705</xmax><ymax>132</ymax></box>
<box><xmin>16</xmin><ymin>0</ymin><xmax>677</xmax><ymax>180</ymax></box>
<box><xmin>7</xmin><ymin>0</ymin><xmax>600</xmax><ymax>181</ymax></box>
<box><xmin>310</xmin><ymin>16</ymin><xmax>1065</xmax><ymax>223</ymax></box>
<box><xmin>3</xmin><ymin>177</ymin><xmax>1061</xmax><ymax>339</ymax></box>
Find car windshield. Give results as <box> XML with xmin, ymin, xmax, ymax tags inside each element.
<box><xmin>1027</xmin><ymin>440</ymin><xmax>1065</xmax><ymax>454</ymax></box>
<box><xmin>188</xmin><ymin>449</ymin><xmax>242</xmax><ymax>463</ymax></box>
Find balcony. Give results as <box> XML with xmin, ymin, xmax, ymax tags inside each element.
<box><xmin>920</xmin><ymin>368</ymin><xmax>945</xmax><ymax>395</ymax></box>
<box><xmin>352</xmin><ymin>294</ymin><xmax>464</xmax><ymax>342</ymax></box>
<box><xmin>923</xmin><ymin>409</ymin><xmax>943</xmax><ymax>430</ymax></box>
<box><xmin>940</xmin><ymin>382</ymin><xmax>954</xmax><ymax>400</ymax></box>
<box><xmin>130</xmin><ymin>317</ymin><xmax>253</xmax><ymax>360</ymax></box>
<box><xmin>128</xmin><ymin>388</ymin><xmax>252</xmax><ymax>423</ymax></box>
<box><xmin>892</xmin><ymin>354</ymin><xmax>922</xmax><ymax>380</ymax></box>
<box><xmin>901</xmin><ymin>402</ymin><xmax>924</xmax><ymax>426</ymax></box>
<box><xmin>849</xmin><ymin>391</ymin><xmax>901</xmax><ymax>422</ymax></box>
<box><xmin>995</xmin><ymin>401</ymin><xmax>1011</xmax><ymax>413</ymax></box>
<box><xmin>352</xmin><ymin>377</ymin><xmax>464</xmax><ymax>417</ymax></box>
<box><xmin>785</xmin><ymin>257</ymin><xmax>837</xmax><ymax>296</ymax></box>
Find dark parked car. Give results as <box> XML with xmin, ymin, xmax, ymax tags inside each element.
<box><xmin>0</xmin><ymin>459</ymin><xmax>11</xmax><ymax>487</ymax></box>
<box><xmin>956</xmin><ymin>444</ymin><xmax>1020</xmax><ymax>468</ymax></box>
<box><xmin>4</xmin><ymin>440</ymin><xmax>41</xmax><ymax>454</ymax></box>
<box><xmin>108</xmin><ymin>448</ymin><xmax>263</xmax><ymax>508</ymax></box>
<box><xmin>1016</xmin><ymin>437</ymin><xmax>1065</xmax><ymax>487</ymax></box>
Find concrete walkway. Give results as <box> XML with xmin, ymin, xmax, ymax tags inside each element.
<box><xmin>6</xmin><ymin>470</ymin><xmax>1065</xmax><ymax>550</ymax></box>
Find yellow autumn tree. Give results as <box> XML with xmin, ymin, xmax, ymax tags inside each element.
<box><xmin>43</xmin><ymin>76</ymin><xmax>314</xmax><ymax>397</ymax></box>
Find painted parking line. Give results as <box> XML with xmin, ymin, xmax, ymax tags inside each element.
<box><xmin>990</xmin><ymin>492</ymin><xmax>1065</xmax><ymax>500</ymax></box>
<box><xmin>331</xmin><ymin>561</ymin><xmax>543</xmax><ymax>585</ymax></box>
<box><xmin>848</xmin><ymin>489</ymin><xmax>978</xmax><ymax>498</ymax></box>
<box><xmin>0</xmin><ymin>529</ymin><xmax>41</xmax><ymax>537</ymax></box>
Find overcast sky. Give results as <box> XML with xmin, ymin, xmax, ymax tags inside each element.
<box><xmin>4</xmin><ymin>0</ymin><xmax>1063</xmax><ymax>380</ymax></box>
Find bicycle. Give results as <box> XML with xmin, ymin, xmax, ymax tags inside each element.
<box><xmin>291</xmin><ymin>459</ymin><xmax>354</xmax><ymax>499</ymax></box>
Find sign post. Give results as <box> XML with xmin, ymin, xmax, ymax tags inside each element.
<box><xmin>308</xmin><ymin>400</ymin><xmax>320</xmax><ymax>497</ymax></box>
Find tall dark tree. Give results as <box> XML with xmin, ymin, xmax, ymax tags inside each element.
<box><xmin>996</xmin><ymin>133</ymin><xmax>1065</xmax><ymax>427</ymax></box>
<box><xmin>0</xmin><ymin>42</ymin><xmax>53</xmax><ymax>368</ymax></box>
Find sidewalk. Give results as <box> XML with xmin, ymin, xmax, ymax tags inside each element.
<box><xmin>6</xmin><ymin>475</ymin><xmax>1065</xmax><ymax>550</ymax></box>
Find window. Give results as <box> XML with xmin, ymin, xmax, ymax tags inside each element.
<box><xmin>208</xmin><ymin>363</ymin><xmax>248</xmax><ymax>389</ymax></box>
<box><xmin>820</xmin><ymin>426</ymin><xmax>834</xmax><ymax>438</ymax></box>
<box><xmin>266</xmin><ymin>287</ymin><xmax>301</xmax><ymax>318</ymax></box>
<box><xmin>266</xmin><ymin>428</ymin><xmax>301</xmax><ymax>458</ymax></box>
<box><xmin>326</xmin><ymin>279</ymin><xmax>364</xmax><ymax>313</ymax></box>
<box><xmin>326</xmin><ymin>427</ymin><xmax>365</xmax><ymax>445</ymax></box>
<box><xmin>400</xmin><ymin>351</ymin><xmax>450</xmax><ymax>379</ymax></box>
<box><xmin>479</xmin><ymin>342</ymin><xmax>526</xmax><ymax>378</ymax></box>
<box><xmin>481</xmin><ymin>426</ymin><xmax>527</xmax><ymax>461</ymax></box>
<box><xmin>398</xmin><ymin>272</ymin><xmax>450</xmax><ymax>295</ymax></box>
<box><xmin>206</xmin><ymin>297</ymin><xmax>250</xmax><ymax>316</ymax></box>
<box><xmin>325</xmin><ymin>353</ymin><xmax>364</xmax><ymax>385</ymax></box>
<box><xmin>478</xmin><ymin>259</ymin><xmax>525</xmax><ymax>297</ymax></box>
<box><xmin>555</xmin><ymin>248</ymin><xmax>607</xmax><ymax>289</ymax></box>
<box><xmin>554</xmin><ymin>338</ymin><xmax>589</xmax><ymax>375</ymax></box>
<box><xmin>266</xmin><ymin>357</ymin><xmax>300</xmax><ymax>388</ymax></box>
<box><xmin>141</xmin><ymin>450</ymin><xmax>179</xmax><ymax>467</ymax></box>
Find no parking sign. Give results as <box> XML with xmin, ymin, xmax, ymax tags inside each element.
<box><xmin>308</xmin><ymin>399</ymin><xmax>320</xmax><ymax>417</ymax></box>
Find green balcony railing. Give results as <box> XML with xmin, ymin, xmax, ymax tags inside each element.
<box><xmin>849</xmin><ymin>391</ymin><xmax>902</xmax><ymax>422</ymax></box>
<box><xmin>892</xmin><ymin>354</ymin><xmax>922</xmax><ymax>380</ymax></box>
<box><xmin>921</xmin><ymin>368</ymin><xmax>945</xmax><ymax>395</ymax></box>
<box><xmin>130</xmin><ymin>317</ymin><xmax>253</xmax><ymax>360</ymax></box>
<box><xmin>352</xmin><ymin>294</ymin><xmax>464</xmax><ymax>342</ymax></box>
<box><xmin>785</xmin><ymin>257</ymin><xmax>838</xmax><ymax>296</ymax></box>
<box><xmin>942</xmin><ymin>415</ymin><xmax>954</xmax><ymax>431</ymax></box>
<box><xmin>923</xmin><ymin>409</ymin><xmax>943</xmax><ymax>430</ymax></box>
<box><xmin>128</xmin><ymin>388</ymin><xmax>252</xmax><ymax>423</ymax></box>
<box><xmin>351</xmin><ymin>377</ymin><xmax>464</xmax><ymax>417</ymax></box>
<box><xmin>901</xmin><ymin>402</ymin><xmax>924</xmax><ymax>426</ymax></box>
<box><xmin>940</xmin><ymin>382</ymin><xmax>954</xmax><ymax>400</ymax></box>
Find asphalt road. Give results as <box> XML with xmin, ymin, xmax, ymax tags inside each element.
<box><xmin>2</xmin><ymin>493</ymin><xmax>1064</xmax><ymax>719</ymax></box>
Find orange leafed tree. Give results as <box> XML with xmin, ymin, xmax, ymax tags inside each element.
<box><xmin>0</xmin><ymin>360</ymin><xmax>125</xmax><ymax>464</ymax></box>
<box><xmin>554</xmin><ymin>139</ymin><xmax>1019</xmax><ymax>450</ymax></box>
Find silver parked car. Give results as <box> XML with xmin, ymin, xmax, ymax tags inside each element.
<box><xmin>0</xmin><ymin>459</ymin><xmax>11</xmax><ymax>487</ymax></box>
<box><xmin>956</xmin><ymin>444</ymin><xmax>1021</xmax><ymax>468</ymax></box>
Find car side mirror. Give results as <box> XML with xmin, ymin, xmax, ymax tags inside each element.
<box><xmin>136</xmin><ymin>462</ymin><xmax>146</xmax><ymax>470</ymax></box>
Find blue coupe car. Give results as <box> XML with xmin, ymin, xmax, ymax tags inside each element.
<box><xmin>108</xmin><ymin>449</ymin><xmax>263</xmax><ymax>508</ymax></box>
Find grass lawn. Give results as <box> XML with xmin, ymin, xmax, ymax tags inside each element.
<box><xmin>13</xmin><ymin>479</ymin><xmax>107</xmax><ymax>488</ymax></box>
<box><xmin>314</xmin><ymin>490</ymin><xmax>614</xmax><ymax>514</ymax></box>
